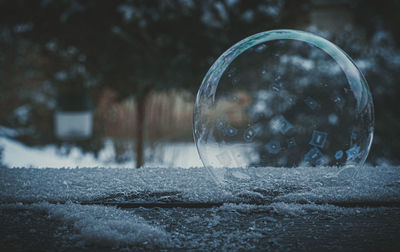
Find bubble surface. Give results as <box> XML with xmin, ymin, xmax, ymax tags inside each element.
<box><xmin>193</xmin><ymin>30</ymin><xmax>374</xmax><ymax>179</ymax></box>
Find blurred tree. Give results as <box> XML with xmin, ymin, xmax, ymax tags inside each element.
<box><xmin>351</xmin><ymin>0</ymin><xmax>400</xmax><ymax>164</ymax></box>
<box><xmin>0</xmin><ymin>0</ymin><xmax>307</xmax><ymax>167</ymax></box>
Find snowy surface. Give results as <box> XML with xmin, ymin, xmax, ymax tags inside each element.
<box><xmin>0</xmin><ymin>136</ymin><xmax>202</xmax><ymax>168</ymax></box>
<box><xmin>1</xmin><ymin>202</ymin><xmax>170</xmax><ymax>249</ymax></box>
<box><xmin>1</xmin><ymin>165</ymin><xmax>400</xmax><ymax>250</ymax></box>
<box><xmin>1</xmin><ymin>165</ymin><xmax>399</xmax><ymax>204</ymax></box>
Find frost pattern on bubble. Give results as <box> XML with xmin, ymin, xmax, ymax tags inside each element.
<box><xmin>309</xmin><ymin>130</ymin><xmax>328</xmax><ymax>148</ymax></box>
<box><xmin>287</xmin><ymin>137</ymin><xmax>296</xmax><ymax>148</ymax></box>
<box><xmin>243</xmin><ymin>127</ymin><xmax>256</xmax><ymax>142</ymax></box>
<box><xmin>346</xmin><ymin>145</ymin><xmax>361</xmax><ymax>161</ymax></box>
<box><xmin>193</xmin><ymin>29</ymin><xmax>374</xmax><ymax>175</ymax></box>
<box><xmin>224</xmin><ymin>125</ymin><xmax>238</xmax><ymax>136</ymax></box>
<box><xmin>304</xmin><ymin>148</ymin><xmax>323</xmax><ymax>165</ymax></box>
<box><xmin>304</xmin><ymin>97</ymin><xmax>320</xmax><ymax>110</ymax></box>
<box><xmin>335</xmin><ymin>150</ymin><xmax>344</xmax><ymax>160</ymax></box>
<box><xmin>331</xmin><ymin>94</ymin><xmax>345</xmax><ymax>109</ymax></box>
<box><xmin>265</xmin><ymin>140</ymin><xmax>281</xmax><ymax>155</ymax></box>
<box><xmin>270</xmin><ymin>115</ymin><xmax>293</xmax><ymax>135</ymax></box>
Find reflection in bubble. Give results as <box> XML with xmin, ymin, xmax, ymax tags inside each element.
<box><xmin>193</xmin><ymin>30</ymin><xmax>374</xmax><ymax>184</ymax></box>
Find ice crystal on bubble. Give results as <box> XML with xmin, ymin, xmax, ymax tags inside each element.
<box><xmin>265</xmin><ymin>140</ymin><xmax>281</xmax><ymax>155</ymax></box>
<box><xmin>193</xmin><ymin>30</ymin><xmax>374</xmax><ymax>180</ymax></box>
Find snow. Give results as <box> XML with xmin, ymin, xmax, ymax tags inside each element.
<box><xmin>0</xmin><ymin>164</ymin><xmax>399</xmax><ymax>250</ymax></box>
<box><xmin>0</xmin><ymin>136</ymin><xmax>202</xmax><ymax>168</ymax></box>
<box><xmin>1</xmin><ymin>202</ymin><xmax>170</xmax><ymax>249</ymax></box>
<box><xmin>147</xmin><ymin>142</ymin><xmax>203</xmax><ymax>168</ymax></box>
<box><xmin>1</xmin><ymin>164</ymin><xmax>399</xmax><ymax>205</ymax></box>
<box><xmin>1</xmin><ymin>133</ymin><xmax>399</xmax><ymax>250</ymax></box>
<box><xmin>0</xmin><ymin>136</ymin><xmax>121</xmax><ymax>168</ymax></box>
<box><xmin>0</xmin><ymin>126</ymin><xmax>18</xmax><ymax>138</ymax></box>
<box><xmin>218</xmin><ymin>202</ymin><xmax>385</xmax><ymax>217</ymax></box>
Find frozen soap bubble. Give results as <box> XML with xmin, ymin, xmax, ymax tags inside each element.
<box><xmin>193</xmin><ymin>30</ymin><xmax>374</xmax><ymax>183</ymax></box>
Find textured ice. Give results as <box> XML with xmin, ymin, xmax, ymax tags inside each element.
<box><xmin>218</xmin><ymin>202</ymin><xmax>388</xmax><ymax>217</ymax></box>
<box><xmin>0</xmin><ymin>202</ymin><xmax>170</xmax><ymax>248</ymax></box>
<box><xmin>1</xmin><ymin>165</ymin><xmax>399</xmax><ymax>205</ymax></box>
<box><xmin>1</xmin><ymin>165</ymin><xmax>399</xmax><ymax>250</ymax></box>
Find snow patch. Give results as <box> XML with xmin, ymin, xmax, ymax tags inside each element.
<box><xmin>0</xmin><ymin>136</ymin><xmax>202</xmax><ymax>168</ymax></box>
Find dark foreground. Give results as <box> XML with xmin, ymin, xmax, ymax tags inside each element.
<box><xmin>1</xmin><ymin>204</ymin><xmax>400</xmax><ymax>251</ymax></box>
<box><xmin>1</xmin><ymin>165</ymin><xmax>399</xmax><ymax>251</ymax></box>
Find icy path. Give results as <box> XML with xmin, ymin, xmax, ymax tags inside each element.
<box><xmin>1</xmin><ymin>165</ymin><xmax>400</xmax><ymax>250</ymax></box>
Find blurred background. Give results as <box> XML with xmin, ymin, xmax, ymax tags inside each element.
<box><xmin>0</xmin><ymin>0</ymin><xmax>399</xmax><ymax>168</ymax></box>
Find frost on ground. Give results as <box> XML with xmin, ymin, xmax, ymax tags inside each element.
<box><xmin>1</xmin><ymin>165</ymin><xmax>399</xmax><ymax>205</ymax></box>
<box><xmin>0</xmin><ymin>202</ymin><xmax>170</xmax><ymax>249</ymax></box>
<box><xmin>0</xmin><ymin>165</ymin><xmax>400</xmax><ymax>250</ymax></box>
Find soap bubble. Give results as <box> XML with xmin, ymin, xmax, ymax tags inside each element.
<box><xmin>193</xmin><ymin>30</ymin><xmax>374</xmax><ymax>182</ymax></box>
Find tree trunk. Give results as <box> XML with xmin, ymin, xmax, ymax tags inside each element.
<box><xmin>135</xmin><ymin>89</ymin><xmax>150</xmax><ymax>168</ymax></box>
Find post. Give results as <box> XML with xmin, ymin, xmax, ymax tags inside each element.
<box><xmin>135</xmin><ymin>88</ymin><xmax>151</xmax><ymax>168</ymax></box>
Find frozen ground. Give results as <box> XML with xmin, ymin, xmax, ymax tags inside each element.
<box><xmin>1</xmin><ymin>165</ymin><xmax>400</xmax><ymax>251</ymax></box>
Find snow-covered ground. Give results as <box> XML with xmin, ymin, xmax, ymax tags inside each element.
<box><xmin>0</xmin><ymin>136</ymin><xmax>203</xmax><ymax>168</ymax></box>
<box><xmin>1</xmin><ymin>127</ymin><xmax>399</xmax><ymax>250</ymax></box>
<box><xmin>1</xmin><ymin>165</ymin><xmax>399</xmax><ymax>250</ymax></box>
